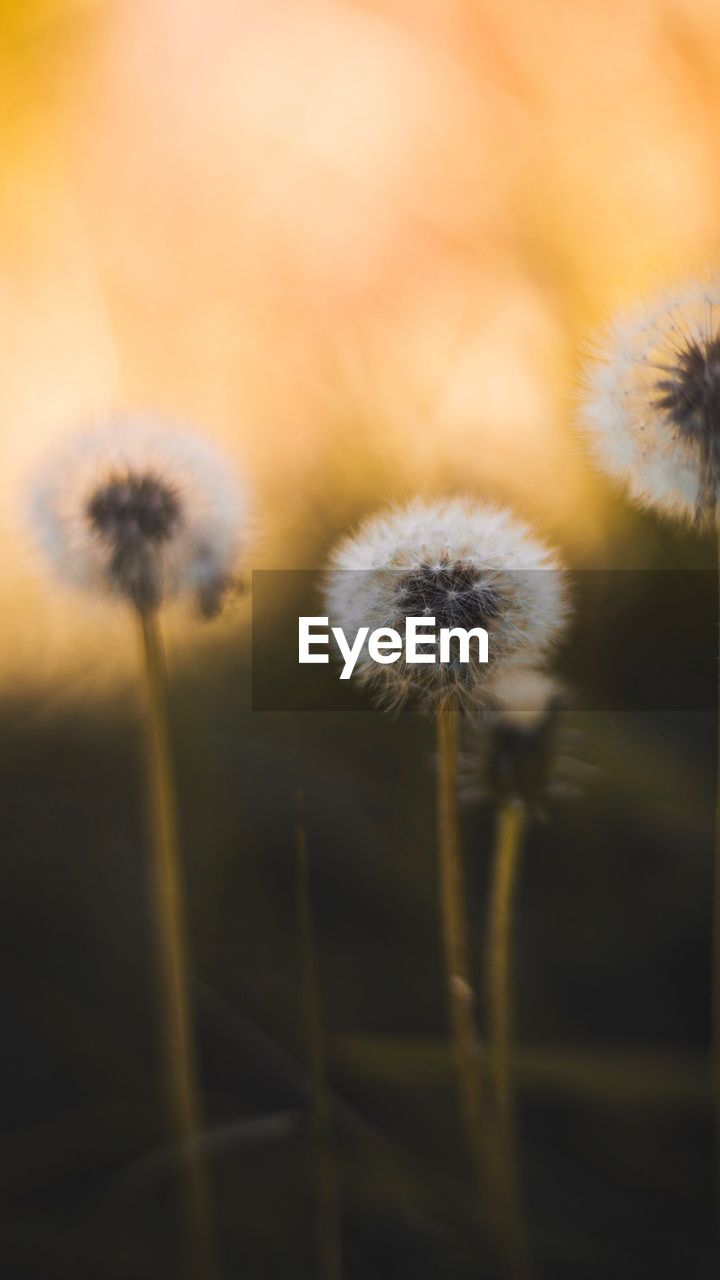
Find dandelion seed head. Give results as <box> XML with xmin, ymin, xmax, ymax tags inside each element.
<box><xmin>396</xmin><ymin>563</ymin><xmax>503</xmax><ymax>632</ymax></box>
<box><xmin>30</xmin><ymin>416</ymin><xmax>248</xmax><ymax>615</ymax></box>
<box><xmin>580</xmin><ymin>279</ymin><xmax>720</xmax><ymax>524</ymax></box>
<box><xmin>325</xmin><ymin>498</ymin><xmax>569</xmax><ymax>713</ymax></box>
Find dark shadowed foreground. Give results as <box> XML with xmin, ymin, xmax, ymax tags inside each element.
<box><xmin>1</xmin><ymin>565</ymin><xmax>717</xmax><ymax>1279</ymax></box>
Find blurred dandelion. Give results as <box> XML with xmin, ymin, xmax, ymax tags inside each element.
<box><xmin>579</xmin><ymin>280</ymin><xmax>720</xmax><ymax>527</ymax></box>
<box><xmin>29</xmin><ymin>416</ymin><xmax>248</xmax><ymax>1279</ymax></box>
<box><xmin>581</xmin><ymin>280</ymin><xmax>720</xmax><ymax>526</ymax></box>
<box><xmin>459</xmin><ymin>669</ymin><xmax>589</xmax><ymax>816</ymax></box>
<box><xmin>581</xmin><ymin>279</ymin><xmax>720</xmax><ymax>1210</ymax></box>
<box><xmin>30</xmin><ymin>417</ymin><xmax>247</xmax><ymax>618</ymax></box>
<box><xmin>325</xmin><ymin>499</ymin><xmax>568</xmax><ymax>1209</ymax></box>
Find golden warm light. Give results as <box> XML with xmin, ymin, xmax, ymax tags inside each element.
<box><xmin>3</xmin><ymin>0</ymin><xmax>720</xmax><ymax>688</ymax></box>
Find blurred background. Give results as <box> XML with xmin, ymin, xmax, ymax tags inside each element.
<box><xmin>4</xmin><ymin>0</ymin><xmax>720</xmax><ymax>687</ymax></box>
<box><xmin>3</xmin><ymin>0</ymin><xmax>720</xmax><ymax>1275</ymax></box>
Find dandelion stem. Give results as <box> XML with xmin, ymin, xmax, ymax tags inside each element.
<box><xmin>139</xmin><ymin>611</ymin><xmax>219</xmax><ymax>1280</ymax></box>
<box><xmin>294</xmin><ymin>789</ymin><xmax>343</xmax><ymax>1280</ymax></box>
<box><xmin>715</xmin><ymin>530</ymin><xmax>720</xmax><ymax>1224</ymax></box>
<box><xmin>487</xmin><ymin>800</ymin><xmax>532</xmax><ymax>1280</ymax></box>
<box><xmin>435</xmin><ymin>700</ymin><xmax>486</xmax><ymax>1197</ymax></box>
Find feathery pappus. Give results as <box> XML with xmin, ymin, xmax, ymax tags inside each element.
<box><xmin>581</xmin><ymin>279</ymin><xmax>720</xmax><ymax>525</ymax></box>
<box><xmin>324</xmin><ymin>498</ymin><xmax>569</xmax><ymax>713</ymax></box>
<box><xmin>29</xmin><ymin>417</ymin><xmax>248</xmax><ymax>616</ymax></box>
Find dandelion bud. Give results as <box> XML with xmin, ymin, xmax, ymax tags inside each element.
<box><xmin>460</xmin><ymin>669</ymin><xmax>588</xmax><ymax>813</ymax></box>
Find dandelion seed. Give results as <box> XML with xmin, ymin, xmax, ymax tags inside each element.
<box><xmin>324</xmin><ymin>498</ymin><xmax>568</xmax><ymax>712</ymax></box>
<box><xmin>580</xmin><ymin>279</ymin><xmax>720</xmax><ymax>525</ymax></box>
<box><xmin>30</xmin><ymin>416</ymin><xmax>248</xmax><ymax>615</ymax></box>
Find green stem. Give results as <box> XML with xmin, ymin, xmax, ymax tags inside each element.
<box><xmin>139</xmin><ymin>611</ymin><xmax>219</xmax><ymax>1280</ymax></box>
<box><xmin>295</xmin><ymin>789</ymin><xmax>343</xmax><ymax>1280</ymax></box>
<box><xmin>487</xmin><ymin>800</ymin><xmax>532</xmax><ymax>1280</ymax></box>
<box><xmin>436</xmin><ymin>700</ymin><xmax>485</xmax><ymax>1195</ymax></box>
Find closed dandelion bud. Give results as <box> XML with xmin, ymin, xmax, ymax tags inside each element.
<box><xmin>324</xmin><ymin>498</ymin><xmax>569</xmax><ymax>713</ymax></box>
<box><xmin>581</xmin><ymin>280</ymin><xmax>720</xmax><ymax>525</ymax></box>
<box><xmin>29</xmin><ymin>417</ymin><xmax>248</xmax><ymax>615</ymax></box>
<box><xmin>460</xmin><ymin>669</ymin><xmax>589</xmax><ymax>813</ymax></box>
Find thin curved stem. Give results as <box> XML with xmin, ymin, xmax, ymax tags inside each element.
<box><xmin>139</xmin><ymin>611</ymin><xmax>219</xmax><ymax>1280</ymax></box>
<box><xmin>295</xmin><ymin>789</ymin><xmax>344</xmax><ymax>1280</ymax></box>
<box><xmin>436</xmin><ymin>700</ymin><xmax>486</xmax><ymax>1195</ymax></box>
<box><xmin>487</xmin><ymin>800</ymin><xmax>532</xmax><ymax>1280</ymax></box>
<box><xmin>714</xmin><ymin>531</ymin><xmax>720</xmax><ymax>1224</ymax></box>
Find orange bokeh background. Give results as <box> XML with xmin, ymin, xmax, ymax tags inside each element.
<box><xmin>1</xmin><ymin>0</ymin><xmax>719</xmax><ymax>689</ymax></box>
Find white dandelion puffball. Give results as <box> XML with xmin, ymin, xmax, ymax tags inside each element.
<box><xmin>30</xmin><ymin>417</ymin><xmax>248</xmax><ymax>615</ymax></box>
<box><xmin>581</xmin><ymin>279</ymin><xmax>720</xmax><ymax>525</ymax></box>
<box><xmin>324</xmin><ymin>498</ymin><xmax>569</xmax><ymax>713</ymax></box>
